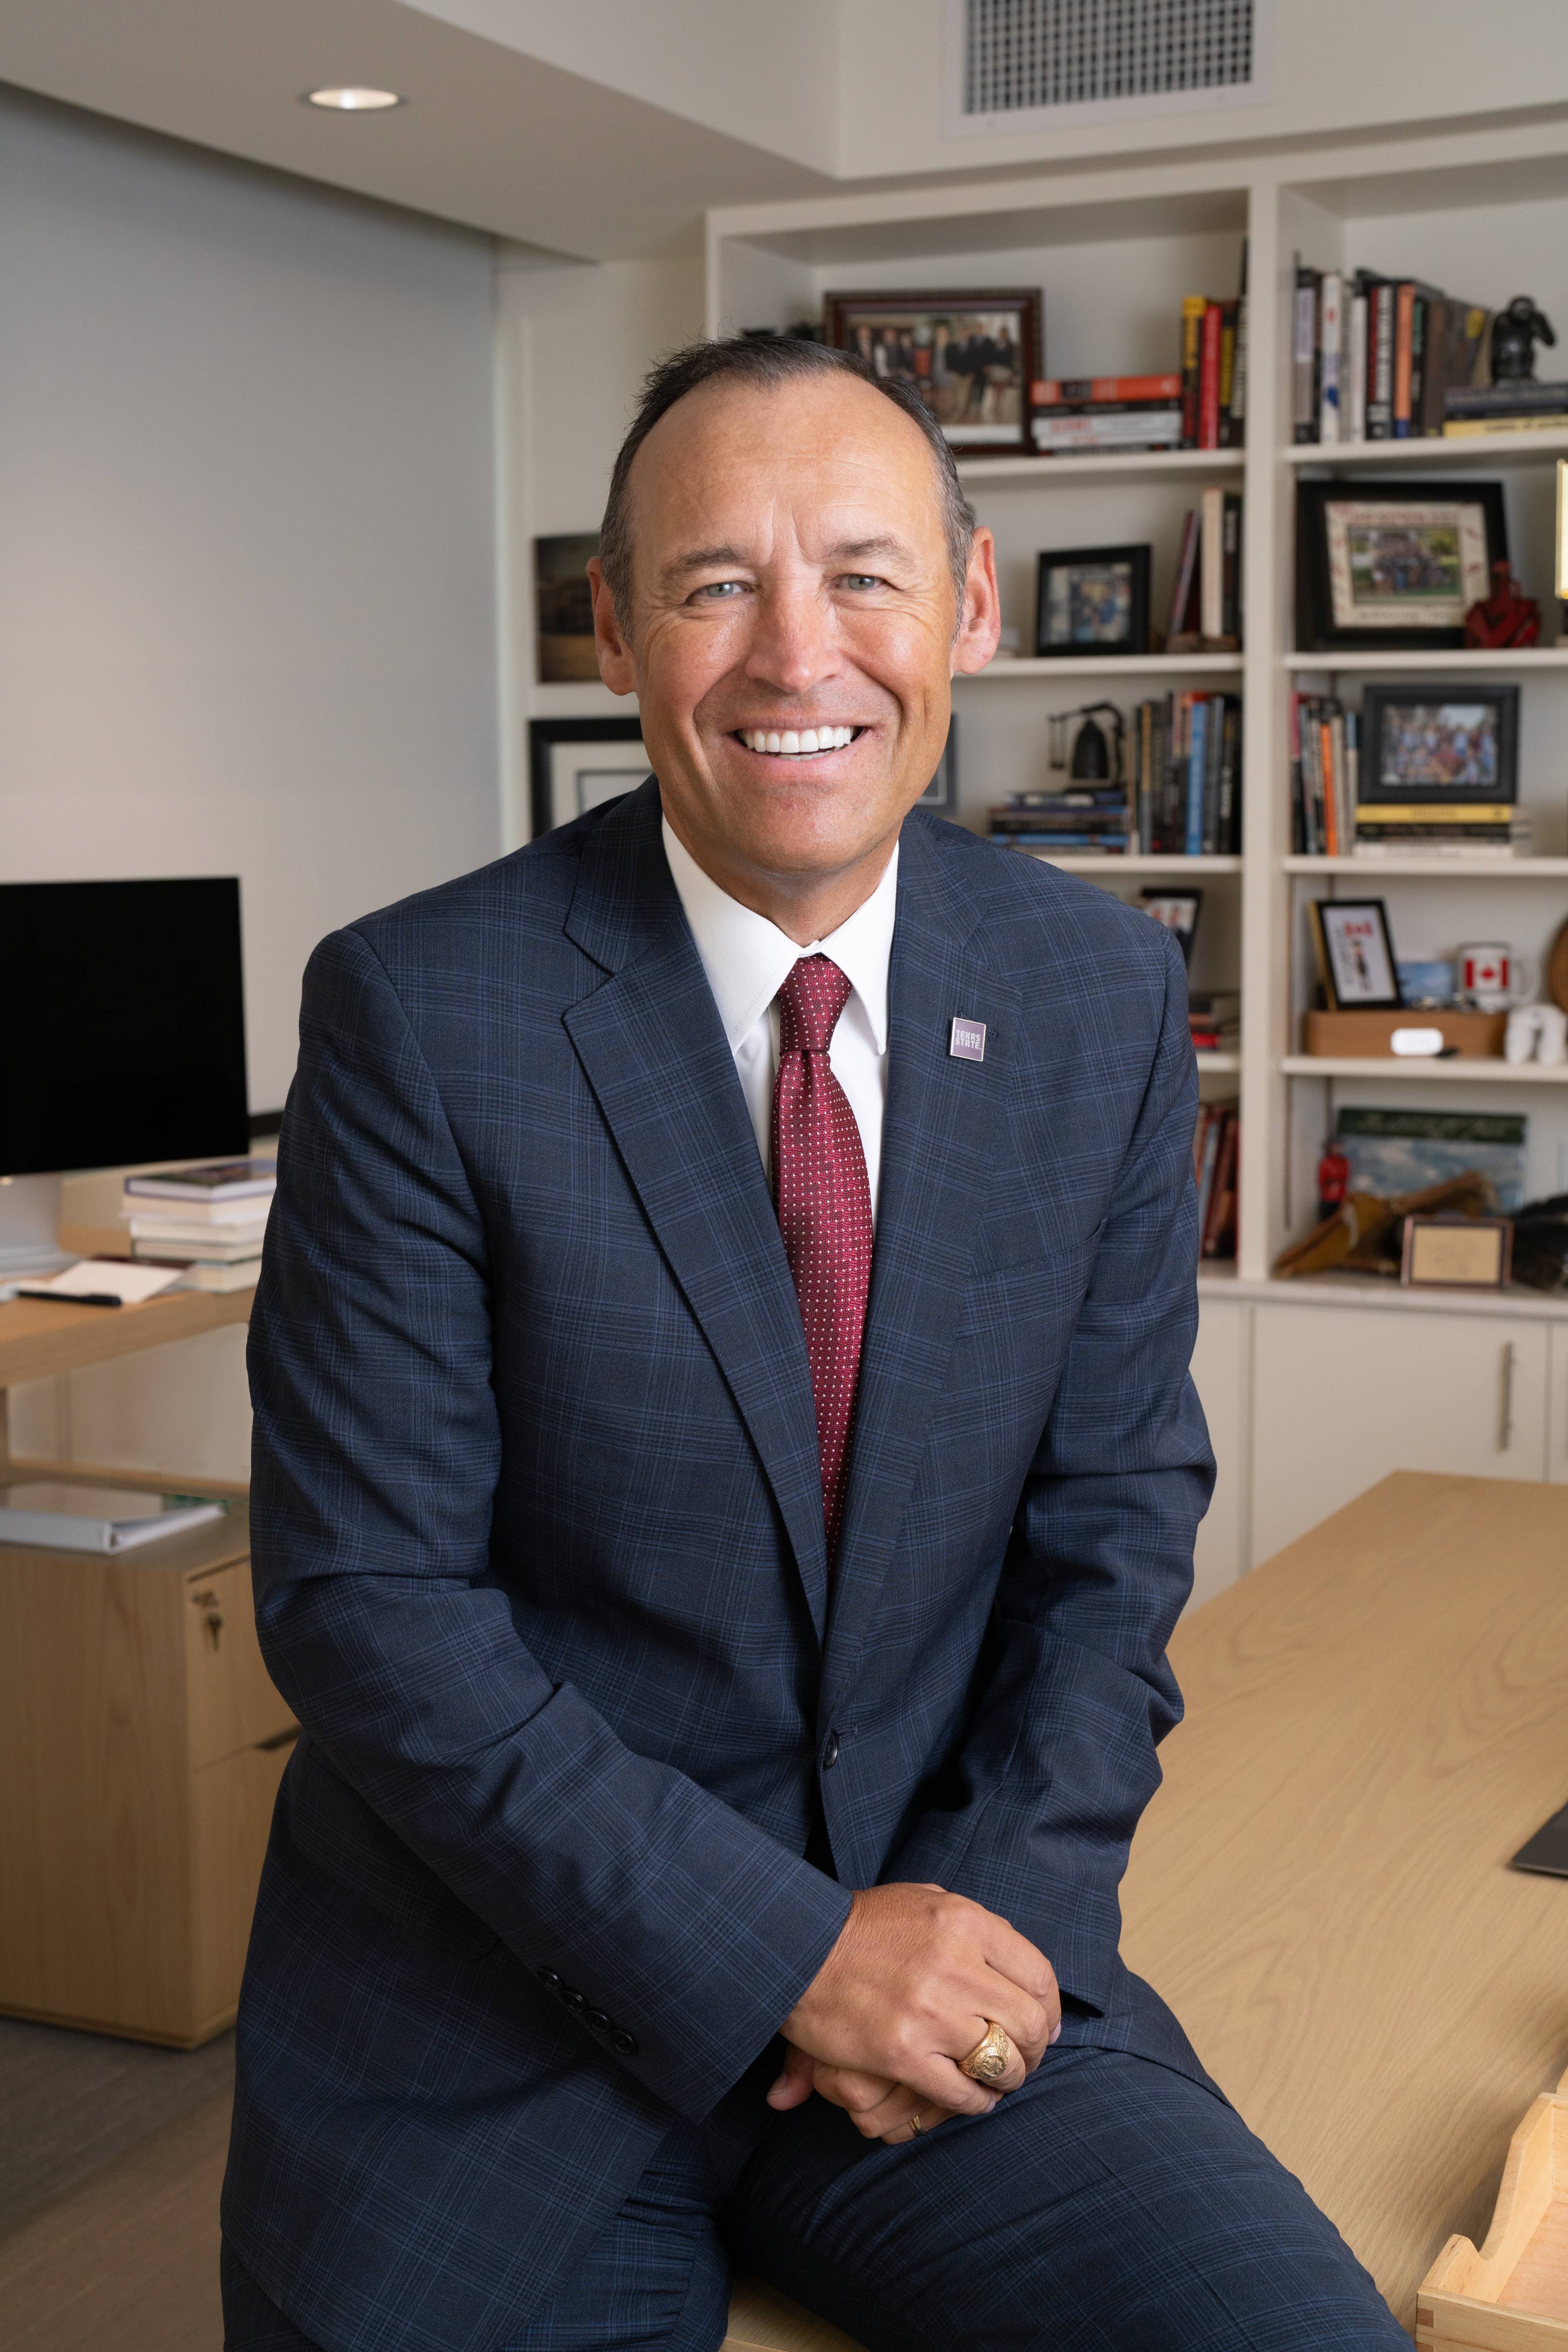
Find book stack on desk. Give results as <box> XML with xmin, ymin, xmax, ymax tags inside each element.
<box><xmin>120</xmin><ymin>1158</ymin><xmax>275</xmax><ymax>1292</ymax></box>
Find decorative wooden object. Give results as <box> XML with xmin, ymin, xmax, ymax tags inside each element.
<box><xmin>1302</xmin><ymin>1008</ymin><xmax>1508</xmax><ymax>1057</ymax></box>
<box><xmin>1417</xmin><ymin>2066</ymin><xmax>1568</xmax><ymax>2347</ymax></box>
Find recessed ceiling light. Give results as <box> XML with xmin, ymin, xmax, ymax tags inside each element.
<box><xmin>304</xmin><ymin>87</ymin><xmax>404</xmax><ymax>112</ymax></box>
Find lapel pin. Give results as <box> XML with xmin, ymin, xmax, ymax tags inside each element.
<box><xmin>948</xmin><ymin>1016</ymin><xmax>986</xmax><ymax>1064</ymax></box>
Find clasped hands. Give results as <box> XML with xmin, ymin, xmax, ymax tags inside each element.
<box><xmin>769</xmin><ymin>1882</ymin><xmax>1061</xmax><ymax>2146</ymax></box>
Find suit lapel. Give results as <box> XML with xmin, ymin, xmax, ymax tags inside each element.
<box><xmin>822</xmin><ymin>820</ymin><xmax>1020</xmax><ymax>1710</ymax></box>
<box><xmin>562</xmin><ymin>783</ymin><xmax>831</xmax><ymax>1637</ymax></box>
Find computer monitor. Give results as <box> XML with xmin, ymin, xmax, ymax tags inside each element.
<box><xmin>0</xmin><ymin>878</ymin><xmax>250</xmax><ymax>1274</ymax></box>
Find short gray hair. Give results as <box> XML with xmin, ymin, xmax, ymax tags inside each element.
<box><xmin>598</xmin><ymin>334</ymin><xmax>978</xmax><ymax>628</ymax></box>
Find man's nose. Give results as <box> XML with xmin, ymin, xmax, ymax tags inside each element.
<box><xmin>742</xmin><ymin>580</ymin><xmax>840</xmax><ymax>696</ymax></box>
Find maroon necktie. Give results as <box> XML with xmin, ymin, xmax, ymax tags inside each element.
<box><xmin>772</xmin><ymin>956</ymin><xmax>874</xmax><ymax>1561</ymax></box>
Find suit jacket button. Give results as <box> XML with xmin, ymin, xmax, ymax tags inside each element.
<box><xmin>564</xmin><ymin>1989</ymin><xmax>587</xmax><ymax>2011</ymax></box>
<box><xmin>535</xmin><ymin>1967</ymin><xmax>562</xmax><ymax>1989</ymax></box>
<box><xmin>822</xmin><ymin>1730</ymin><xmax>841</xmax><ymax>1770</ymax></box>
<box><xmin>610</xmin><ymin>2029</ymin><xmax>639</xmax><ymax>2057</ymax></box>
<box><xmin>586</xmin><ymin>2009</ymin><xmax>612</xmax><ymax>2030</ymax></box>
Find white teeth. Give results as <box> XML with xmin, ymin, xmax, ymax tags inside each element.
<box><xmin>742</xmin><ymin>726</ymin><xmax>857</xmax><ymax>755</ymax></box>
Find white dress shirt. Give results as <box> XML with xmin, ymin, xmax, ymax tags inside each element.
<box><xmin>661</xmin><ymin>816</ymin><xmax>898</xmax><ymax>1224</ymax></box>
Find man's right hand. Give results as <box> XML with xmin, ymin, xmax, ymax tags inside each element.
<box><xmin>771</xmin><ymin>1882</ymin><xmax>1060</xmax><ymax>2133</ymax></box>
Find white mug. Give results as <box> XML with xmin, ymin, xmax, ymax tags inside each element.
<box><xmin>1457</xmin><ymin>942</ymin><xmax>1538</xmax><ymax>1013</ymax></box>
<box><xmin>1507</xmin><ymin>1004</ymin><xmax>1568</xmax><ymax>1065</ymax></box>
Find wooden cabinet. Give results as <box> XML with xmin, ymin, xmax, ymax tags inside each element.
<box><xmin>1551</xmin><ymin>1325</ymin><xmax>1568</xmax><ymax>1487</ymax></box>
<box><xmin>1249</xmin><ymin>1305</ymin><xmax>1551</xmax><ymax>1565</ymax></box>
<box><xmin>0</xmin><ymin>1503</ymin><xmax>295</xmax><ymax>2047</ymax></box>
<box><xmin>1190</xmin><ymin>1296</ymin><xmax>1250</xmax><ymax>1607</ymax></box>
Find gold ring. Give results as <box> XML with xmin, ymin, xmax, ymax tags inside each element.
<box><xmin>908</xmin><ymin>2111</ymin><xmax>924</xmax><ymax>2136</ymax></box>
<box><xmin>959</xmin><ymin>2020</ymin><xmax>1015</xmax><ymax>2085</ymax></box>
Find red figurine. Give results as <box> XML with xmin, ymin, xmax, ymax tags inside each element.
<box><xmin>1317</xmin><ymin>1141</ymin><xmax>1351</xmax><ymax>1223</ymax></box>
<box><xmin>1464</xmin><ymin>557</ymin><xmax>1541</xmax><ymax>649</ymax></box>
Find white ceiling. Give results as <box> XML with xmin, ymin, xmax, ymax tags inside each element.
<box><xmin>0</xmin><ymin>0</ymin><xmax>837</xmax><ymax>260</ymax></box>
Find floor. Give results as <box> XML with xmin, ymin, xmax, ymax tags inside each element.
<box><xmin>0</xmin><ymin>2016</ymin><xmax>234</xmax><ymax>2351</ymax></box>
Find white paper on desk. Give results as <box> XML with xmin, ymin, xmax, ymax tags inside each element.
<box><xmin>22</xmin><ymin>1259</ymin><xmax>185</xmax><ymax>1305</ymax></box>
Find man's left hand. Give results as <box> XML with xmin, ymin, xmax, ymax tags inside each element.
<box><xmin>768</xmin><ymin>2043</ymin><xmax>964</xmax><ymax>2144</ymax></box>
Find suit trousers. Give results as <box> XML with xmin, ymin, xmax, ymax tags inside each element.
<box><xmin>221</xmin><ymin>2046</ymin><xmax>1406</xmax><ymax>2352</ymax></box>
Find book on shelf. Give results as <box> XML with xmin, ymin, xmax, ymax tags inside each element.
<box><xmin>1130</xmin><ymin>690</ymin><xmax>1241</xmax><ymax>855</ymax></box>
<box><xmin>1165</xmin><ymin>494</ymin><xmax>1242</xmax><ymax>646</ymax></box>
<box><xmin>1029</xmin><ymin>277</ymin><xmax>1245</xmax><ymax>457</ymax></box>
<box><xmin>1444</xmin><ymin>377</ymin><xmax>1568</xmax><ymax>418</ymax></box>
<box><xmin>124</xmin><ymin>1158</ymin><xmax>275</xmax><ymax>1202</ymax></box>
<box><xmin>1351</xmin><ymin>803</ymin><xmax>1532</xmax><ymax>859</ymax></box>
<box><xmin>1293</xmin><ymin>267</ymin><xmax>1492</xmax><ymax>444</ymax></box>
<box><xmin>1443</xmin><ymin>411</ymin><xmax>1568</xmax><ymax>437</ymax></box>
<box><xmin>1290</xmin><ymin>693</ymin><xmax>1360</xmax><ymax>856</ymax></box>
<box><xmin>989</xmin><ymin>787</ymin><xmax>1131</xmax><ymax>854</ymax></box>
<box><xmin>1030</xmin><ymin>407</ymin><xmax>1182</xmax><ymax>451</ymax></box>
<box><xmin>1192</xmin><ymin>1102</ymin><xmax>1240</xmax><ymax>1259</ymax></box>
<box><xmin>0</xmin><ymin>1481</ymin><xmax>225</xmax><ymax>1555</ymax></box>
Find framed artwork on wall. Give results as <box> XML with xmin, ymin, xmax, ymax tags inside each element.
<box><xmin>529</xmin><ymin>717</ymin><xmax>648</xmax><ymax>838</ymax></box>
<box><xmin>1035</xmin><ymin>544</ymin><xmax>1151</xmax><ymax>657</ymax></box>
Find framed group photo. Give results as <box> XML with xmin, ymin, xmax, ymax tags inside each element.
<box><xmin>1358</xmin><ymin>683</ymin><xmax>1519</xmax><ymax>805</ymax></box>
<box><xmin>1036</xmin><ymin>544</ymin><xmax>1151</xmax><ymax>657</ymax></box>
<box><xmin>1295</xmin><ymin>479</ymin><xmax>1507</xmax><ymax>653</ymax></box>
<box><xmin>825</xmin><ymin>288</ymin><xmax>1040</xmax><ymax>455</ymax></box>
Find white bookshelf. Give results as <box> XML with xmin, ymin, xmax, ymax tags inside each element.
<box><xmin>706</xmin><ymin>114</ymin><xmax>1568</xmax><ymax>1301</ymax></box>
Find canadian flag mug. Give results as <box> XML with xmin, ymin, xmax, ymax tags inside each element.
<box><xmin>1457</xmin><ymin>942</ymin><xmax>1537</xmax><ymax>1011</ymax></box>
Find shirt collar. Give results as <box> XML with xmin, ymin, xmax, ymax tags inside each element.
<box><xmin>662</xmin><ymin>815</ymin><xmax>898</xmax><ymax>1056</ymax></box>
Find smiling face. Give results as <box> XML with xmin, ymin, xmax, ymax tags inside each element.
<box><xmin>588</xmin><ymin>369</ymin><xmax>999</xmax><ymax>939</ymax></box>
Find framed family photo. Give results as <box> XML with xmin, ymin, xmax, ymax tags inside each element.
<box><xmin>825</xmin><ymin>288</ymin><xmax>1040</xmax><ymax>454</ymax></box>
<box><xmin>529</xmin><ymin>717</ymin><xmax>648</xmax><ymax>838</ymax></box>
<box><xmin>1036</xmin><ymin>544</ymin><xmax>1151</xmax><ymax>657</ymax></box>
<box><xmin>1359</xmin><ymin>683</ymin><xmax>1519</xmax><ymax>806</ymax></box>
<box><xmin>1295</xmin><ymin>479</ymin><xmax>1508</xmax><ymax>653</ymax></box>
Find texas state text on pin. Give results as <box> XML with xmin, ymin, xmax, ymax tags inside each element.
<box><xmin>949</xmin><ymin>1017</ymin><xmax>986</xmax><ymax>1064</ymax></box>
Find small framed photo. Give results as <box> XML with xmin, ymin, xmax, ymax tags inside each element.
<box><xmin>1359</xmin><ymin>684</ymin><xmax>1519</xmax><ymax>806</ymax></box>
<box><xmin>1309</xmin><ymin>899</ymin><xmax>1402</xmax><ymax>1011</ymax></box>
<box><xmin>824</xmin><ymin>290</ymin><xmax>1041</xmax><ymax>454</ymax></box>
<box><xmin>529</xmin><ymin>717</ymin><xmax>648</xmax><ymax>838</ymax></box>
<box><xmin>534</xmin><ymin>534</ymin><xmax>601</xmax><ymax>683</ymax></box>
<box><xmin>1139</xmin><ymin>887</ymin><xmax>1202</xmax><ymax>964</ymax></box>
<box><xmin>918</xmin><ymin>718</ymin><xmax>958</xmax><ymax>812</ymax></box>
<box><xmin>1036</xmin><ymin>545</ymin><xmax>1151</xmax><ymax>657</ymax></box>
<box><xmin>1295</xmin><ymin>480</ymin><xmax>1508</xmax><ymax>652</ymax></box>
<box><xmin>1400</xmin><ymin>1214</ymin><xmax>1513</xmax><ymax>1290</ymax></box>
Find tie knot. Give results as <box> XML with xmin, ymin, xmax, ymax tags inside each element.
<box><xmin>778</xmin><ymin>956</ymin><xmax>852</xmax><ymax>1058</ymax></box>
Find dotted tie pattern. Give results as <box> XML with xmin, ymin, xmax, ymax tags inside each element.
<box><xmin>772</xmin><ymin>955</ymin><xmax>874</xmax><ymax>1564</ymax></box>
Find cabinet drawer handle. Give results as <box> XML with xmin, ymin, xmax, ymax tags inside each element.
<box><xmin>1498</xmin><ymin>1342</ymin><xmax>1516</xmax><ymax>1453</ymax></box>
<box><xmin>190</xmin><ymin>1589</ymin><xmax>223</xmax><ymax>1652</ymax></box>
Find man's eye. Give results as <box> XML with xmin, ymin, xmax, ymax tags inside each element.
<box><xmin>692</xmin><ymin>581</ymin><xmax>747</xmax><ymax>601</ymax></box>
<box><xmin>839</xmin><ymin>574</ymin><xmax>883</xmax><ymax>590</ymax></box>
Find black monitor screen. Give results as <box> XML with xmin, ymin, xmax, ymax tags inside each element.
<box><xmin>0</xmin><ymin>878</ymin><xmax>249</xmax><ymax>1176</ymax></box>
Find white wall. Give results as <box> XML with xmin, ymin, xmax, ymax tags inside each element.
<box><xmin>0</xmin><ymin>85</ymin><xmax>501</xmax><ymax>1114</ymax></box>
<box><xmin>1</xmin><ymin>86</ymin><xmax>503</xmax><ymax>1481</ymax></box>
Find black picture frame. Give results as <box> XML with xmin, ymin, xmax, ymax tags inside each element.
<box><xmin>1309</xmin><ymin>898</ymin><xmax>1403</xmax><ymax>1012</ymax></box>
<box><xmin>1139</xmin><ymin>887</ymin><xmax>1202</xmax><ymax>964</ymax></box>
<box><xmin>1358</xmin><ymin>682</ymin><xmax>1520</xmax><ymax>807</ymax></box>
<box><xmin>1035</xmin><ymin>544</ymin><xmax>1151</xmax><ymax>658</ymax></box>
<box><xmin>824</xmin><ymin>289</ymin><xmax>1041</xmax><ymax>456</ymax></box>
<box><xmin>1294</xmin><ymin>478</ymin><xmax>1508</xmax><ymax>653</ymax></box>
<box><xmin>529</xmin><ymin>717</ymin><xmax>648</xmax><ymax>839</ymax></box>
<box><xmin>918</xmin><ymin>717</ymin><xmax>957</xmax><ymax>811</ymax></box>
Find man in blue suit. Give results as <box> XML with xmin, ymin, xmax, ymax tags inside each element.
<box><xmin>223</xmin><ymin>337</ymin><xmax>1404</xmax><ymax>2350</ymax></box>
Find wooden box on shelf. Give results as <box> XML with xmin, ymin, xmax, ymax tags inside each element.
<box><xmin>0</xmin><ymin>1497</ymin><xmax>295</xmax><ymax>2047</ymax></box>
<box><xmin>1417</xmin><ymin>2066</ymin><xmax>1568</xmax><ymax>2348</ymax></box>
<box><xmin>1301</xmin><ymin>1009</ymin><xmax>1508</xmax><ymax>1059</ymax></box>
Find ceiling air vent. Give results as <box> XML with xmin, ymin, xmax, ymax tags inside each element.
<box><xmin>946</xmin><ymin>0</ymin><xmax>1271</xmax><ymax>137</ymax></box>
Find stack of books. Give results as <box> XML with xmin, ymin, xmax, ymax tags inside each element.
<box><xmin>1292</xmin><ymin>267</ymin><xmax>1491</xmax><ymax>442</ymax></box>
<box><xmin>1180</xmin><ymin>294</ymin><xmax>1247</xmax><ymax>449</ymax></box>
<box><xmin>1352</xmin><ymin>804</ymin><xmax>1532</xmax><ymax>860</ymax></box>
<box><xmin>1444</xmin><ymin>378</ymin><xmax>1568</xmax><ymax>438</ymax></box>
<box><xmin>1289</xmin><ymin>694</ymin><xmax>1358</xmax><ymax>855</ymax></box>
<box><xmin>988</xmin><ymin>788</ymin><xmax>1129</xmax><ymax>855</ymax></box>
<box><xmin>1167</xmin><ymin>489</ymin><xmax>1242</xmax><ymax>649</ymax></box>
<box><xmin>1192</xmin><ymin>1102</ymin><xmax>1239</xmax><ymax>1260</ymax></box>
<box><xmin>1029</xmin><ymin>373</ymin><xmax>1183</xmax><ymax>455</ymax></box>
<box><xmin>1130</xmin><ymin>691</ymin><xmax>1242</xmax><ymax>856</ymax></box>
<box><xmin>120</xmin><ymin>1157</ymin><xmax>276</xmax><ymax>1292</ymax></box>
<box><xmin>1189</xmin><ymin>992</ymin><xmax>1240</xmax><ymax>1057</ymax></box>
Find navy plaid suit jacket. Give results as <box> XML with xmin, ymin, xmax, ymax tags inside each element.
<box><xmin>225</xmin><ymin>779</ymin><xmax>1216</xmax><ymax>2351</ymax></box>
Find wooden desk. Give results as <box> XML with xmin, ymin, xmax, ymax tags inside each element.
<box><xmin>0</xmin><ymin>1281</ymin><xmax>253</xmax><ymax>1476</ymax></box>
<box><xmin>724</xmin><ymin>1473</ymin><xmax>1568</xmax><ymax>2348</ymax></box>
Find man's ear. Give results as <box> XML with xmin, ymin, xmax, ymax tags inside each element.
<box><xmin>588</xmin><ymin>558</ymin><xmax>637</xmax><ymax>696</ymax></box>
<box><xmin>951</xmin><ymin>526</ymin><xmax>1001</xmax><ymax>678</ymax></box>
